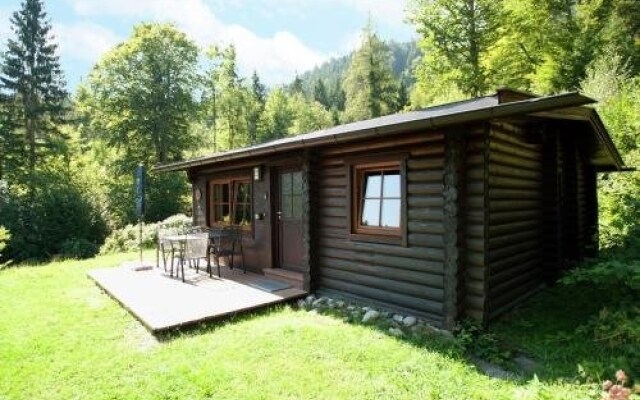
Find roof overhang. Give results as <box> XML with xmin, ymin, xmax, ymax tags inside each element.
<box><xmin>154</xmin><ymin>91</ymin><xmax>624</xmax><ymax>172</ymax></box>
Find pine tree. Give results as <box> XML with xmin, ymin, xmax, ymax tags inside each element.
<box><xmin>396</xmin><ymin>79</ymin><xmax>409</xmax><ymax>112</ymax></box>
<box><xmin>0</xmin><ymin>0</ymin><xmax>67</xmax><ymax>177</ymax></box>
<box><xmin>330</xmin><ymin>79</ymin><xmax>346</xmax><ymax>111</ymax></box>
<box><xmin>213</xmin><ymin>45</ymin><xmax>252</xmax><ymax>150</ymax></box>
<box><xmin>410</xmin><ymin>0</ymin><xmax>502</xmax><ymax>100</ymax></box>
<box><xmin>313</xmin><ymin>79</ymin><xmax>330</xmax><ymax>110</ymax></box>
<box><xmin>251</xmin><ymin>71</ymin><xmax>267</xmax><ymax>107</ymax></box>
<box><xmin>248</xmin><ymin>71</ymin><xmax>266</xmax><ymax>144</ymax></box>
<box><xmin>0</xmin><ymin>93</ymin><xmax>21</xmax><ymax>181</ymax></box>
<box><xmin>290</xmin><ymin>74</ymin><xmax>305</xmax><ymax>96</ymax></box>
<box><xmin>343</xmin><ymin>22</ymin><xmax>398</xmax><ymax>123</ymax></box>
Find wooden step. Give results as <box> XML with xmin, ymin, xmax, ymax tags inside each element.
<box><xmin>263</xmin><ymin>268</ymin><xmax>308</xmax><ymax>290</ymax></box>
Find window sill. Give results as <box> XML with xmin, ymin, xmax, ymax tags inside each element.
<box><xmin>348</xmin><ymin>233</ymin><xmax>405</xmax><ymax>246</ymax></box>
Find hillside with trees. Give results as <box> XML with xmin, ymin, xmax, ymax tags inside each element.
<box><xmin>0</xmin><ymin>0</ymin><xmax>638</xmax><ymax>265</ymax></box>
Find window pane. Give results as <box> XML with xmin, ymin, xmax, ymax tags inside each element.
<box><xmin>292</xmin><ymin>194</ymin><xmax>302</xmax><ymax>218</ymax></box>
<box><xmin>363</xmin><ymin>172</ymin><xmax>382</xmax><ymax>198</ymax></box>
<box><xmin>281</xmin><ymin>194</ymin><xmax>292</xmax><ymax>218</ymax></box>
<box><xmin>281</xmin><ymin>172</ymin><xmax>292</xmax><ymax>194</ymax></box>
<box><xmin>215</xmin><ymin>203</ymin><xmax>230</xmax><ymax>223</ymax></box>
<box><xmin>360</xmin><ymin>199</ymin><xmax>380</xmax><ymax>226</ymax></box>
<box><xmin>292</xmin><ymin>172</ymin><xmax>303</xmax><ymax>196</ymax></box>
<box><xmin>234</xmin><ymin>204</ymin><xmax>251</xmax><ymax>226</ymax></box>
<box><xmin>236</xmin><ymin>181</ymin><xmax>251</xmax><ymax>203</ymax></box>
<box><xmin>381</xmin><ymin>199</ymin><xmax>401</xmax><ymax>228</ymax></box>
<box><xmin>382</xmin><ymin>172</ymin><xmax>401</xmax><ymax>198</ymax></box>
<box><xmin>223</xmin><ymin>184</ymin><xmax>229</xmax><ymax>202</ymax></box>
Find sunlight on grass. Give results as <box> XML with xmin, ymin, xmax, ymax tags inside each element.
<box><xmin>0</xmin><ymin>253</ymin><xmax>597</xmax><ymax>399</ymax></box>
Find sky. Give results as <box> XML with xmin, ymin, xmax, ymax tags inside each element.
<box><xmin>0</xmin><ymin>0</ymin><xmax>416</xmax><ymax>91</ymax></box>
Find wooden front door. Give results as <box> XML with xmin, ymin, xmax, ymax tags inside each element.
<box><xmin>276</xmin><ymin>170</ymin><xmax>304</xmax><ymax>271</ymax></box>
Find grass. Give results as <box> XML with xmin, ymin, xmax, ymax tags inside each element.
<box><xmin>0</xmin><ymin>253</ymin><xmax>620</xmax><ymax>400</ymax></box>
<box><xmin>491</xmin><ymin>283</ymin><xmax>640</xmax><ymax>381</ymax></box>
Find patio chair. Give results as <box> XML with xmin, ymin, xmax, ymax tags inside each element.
<box><xmin>157</xmin><ymin>227</ymin><xmax>180</xmax><ymax>273</ymax></box>
<box><xmin>175</xmin><ymin>231</ymin><xmax>210</xmax><ymax>282</ymax></box>
<box><xmin>208</xmin><ymin>226</ymin><xmax>245</xmax><ymax>277</ymax></box>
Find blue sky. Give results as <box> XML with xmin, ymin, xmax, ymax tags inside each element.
<box><xmin>0</xmin><ymin>0</ymin><xmax>416</xmax><ymax>91</ymax></box>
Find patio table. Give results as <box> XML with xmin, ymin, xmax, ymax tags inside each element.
<box><xmin>157</xmin><ymin>233</ymin><xmax>210</xmax><ymax>280</ymax></box>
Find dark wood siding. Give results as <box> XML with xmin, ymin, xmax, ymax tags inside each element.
<box><xmin>315</xmin><ymin>131</ymin><xmax>447</xmax><ymax>324</ymax></box>
<box><xmin>486</xmin><ymin>124</ymin><xmax>544</xmax><ymax>319</ymax></box>
<box><xmin>463</xmin><ymin>127</ymin><xmax>488</xmax><ymax>321</ymax></box>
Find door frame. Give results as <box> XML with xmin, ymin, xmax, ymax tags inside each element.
<box><xmin>271</xmin><ymin>165</ymin><xmax>303</xmax><ymax>270</ymax></box>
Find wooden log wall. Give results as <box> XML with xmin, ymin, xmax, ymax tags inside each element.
<box><xmin>541</xmin><ymin>131</ymin><xmax>562</xmax><ymax>282</ymax></box>
<box><xmin>463</xmin><ymin>128</ymin><xmax>488</xmax><ymax>322</ymax></box>
<box><xmin>314</xmin><ymin>131</ymin><xmax>447</xmax><ymax>324</ymax></box>
<box><xmin>486</xmin><ymin>123</ymin><xmax>545</xmax><ymax>320</ymax></box>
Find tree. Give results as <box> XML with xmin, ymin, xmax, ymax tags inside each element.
<box><xmin>343</xmin><ymin>22</ymin><xmax>399</xmax><ymax>122</ymax></box>
<box><xmin>0</xmin><ymin>93</ymin><xmax>21</xmax><ymax>181</ymax></box>
<box><xmin>78</xmin><ymin>23</ymin><xmax>198</xmax><ymax>225</ymax></box>
<box><xmin>289</xmin><ymin>93</ymin><xmax>333</xmax><ymax>135</ymax></box>
<box><xmin>290</xmin><ymin>74</ymin><xmax>305</xmax><ymax>96</ymax></box>
<box><xmin>580</xmin><ymin>49</ymin><xmax>640</xmax><ymax>250</ymax></box>
<box><xmin>410</xmin><ymin>0</ymin><xmax>502</xmax><ymax>102</ymax></box>
<box><xmin>0</xmin><ymin>0</ymin><xmax>67</xmax><ymax>178</ymax></box>
<box><xmin>330</xmin><ymin>79</ymin><xmax>346</xmax><ymax>112</ymax></box>
<box><xmin>80</xmin><ymin>23</ymin><xmax>198</xmax><ymax>168</ymax></box>
<box><xmin>258</xmin><ymin>88</ymin><xmax>292</xmax><ymax>142</ymax></box>
<box><xmin>248</xmin><ymin>71</ymin><xmax>266</xmax><ymax>144</ymax></box>
<box><xmin>313</xmin><ymin>79</ymin><xmax>330</xmax><ymax>110</ymax></box>
<box><xmin>203</xmin><ymin>45</ymin><xmax>255</xmax><ymax>150</ymax></box>
<box><xmin>396</xmin><ymin>79</ymin><xmax>409</xmax><ymax>112</ymax></box>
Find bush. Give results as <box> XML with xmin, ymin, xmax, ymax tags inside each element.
<box><xmin>100</xmin><ymin>213</ymin><xmax>192</xmax><ymax>254</ymax></box>
<box><xmin>59</xmin><ymin>238</ymin><xmax>100</xmax><ymax>260</ymax></box>
<box><xmin>103</xmin><ymin>171</ymin><xmax>190</xmax><ymax>229</ymax></box>
<box><xmin>0</xmin><ymin>225</ymin><xmax>10</xmax><ymax>265</ymax></box>
<box><xmin>0</xmin><ymin>171</ymin><xmax>108</xmax><ymax>261</ymax></box>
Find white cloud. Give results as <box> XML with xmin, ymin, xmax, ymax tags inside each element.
<box><xmin>54</xmin><ymin>22</ymin><xmax>121</xmax><ymax>63</ymax></box>
<box><xmin>333</xmin><ymin>0</ymin><xmax>408</xmax><ymax>27</ymax></box>
<box><xmin>71</xmin><ymin>0</ymin><xmax>328</xmax><ymax>85</ymax></box>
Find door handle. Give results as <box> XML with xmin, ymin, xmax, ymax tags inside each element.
<box><xmin>276</xmin><ymin>211</ymin><xmax>282</xmax><ymax>220</ymax></box>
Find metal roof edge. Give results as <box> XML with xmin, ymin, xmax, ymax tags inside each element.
<box><xmin>153</xmin><ymin>91</ymin><xmax>596</xmax><ymax>172</ymax></box>
<box><xmin>587</xmin><ymin>111</ymin><xmax>626</xmax><ymax>170</ymax></box>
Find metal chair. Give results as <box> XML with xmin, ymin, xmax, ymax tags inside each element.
<box><xmin>157</xmin><ymin>227</ymin><xmax>180</xmax><ymax>273</ymax></box>
<box><xmin>208</xmin><ymin>226</ymin><xmax>245</xmax><ymax>277</ymax></box>
<box><xmin>175</xmin><ymin>232</ymin><xmax>210</xmax><ymax>282</ymax></box>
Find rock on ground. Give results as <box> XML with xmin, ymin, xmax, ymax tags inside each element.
<box><xmin>362</xmin><ymin>310</ymin><xmax>380</xmax><ymax>323</ymax></box>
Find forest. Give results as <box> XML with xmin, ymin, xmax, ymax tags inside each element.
<box><xmin>0</xmin><ymin>0</ymin><xmax>639</xmax><ymax>263</ymax></box>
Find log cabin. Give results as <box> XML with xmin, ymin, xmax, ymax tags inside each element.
<box><xmin>154</xmin><ymin>89</ymin><xmax>625</xmax><ymax>328</ymax></box>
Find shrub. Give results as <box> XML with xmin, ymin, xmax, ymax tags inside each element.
<box><xmin>100</xmin><ymin>213</ymin><xmax>192</xmax><ymax>254</ymax></box>
<box><xmin>0</xmin><ymin>225</ymin><xmax>10</xmax><ymax>265</ymax></box>
<box><xmin>103</xmin><ymin>171</ymin><xmax>190</xmax><ymax>229</ymax></box>
<box><xmin>453</xmin><ymin>319</ymin><xmax>513</xmax><ymax>365</ymax></box>
<box><xmin>0</xmin><ymin>171</ymin><xmax>108</xmax><ymax>261</ymax></box>
<box><xmin>59</xmin><ymin>238</ymin><xmax>100</xmax><ymax>260</ymax></box>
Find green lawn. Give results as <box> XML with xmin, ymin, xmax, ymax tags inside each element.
<box><xmin>0</xmin><ymin>254</ymin><xmax>607</xmax><ymax>399</ymax></box>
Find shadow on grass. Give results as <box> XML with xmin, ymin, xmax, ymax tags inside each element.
<box><xmin>152</xmin><ymin>281</ymin><xmax>638</xmax><ymax>388</ymax></box>
<box><xmin>153</xmin><ymin>302</ymin><xmax>293</xmax><ymax>342</ymax></box>
<box><xmin>491</xmin><ymin>283</ymin><xmax>639</xmax><ymax>384</ymax></box>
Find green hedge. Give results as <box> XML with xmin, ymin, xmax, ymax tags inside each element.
<box><xmin>100</xmin><ymin>213</ymin><xmax>192</xmax><ymax>254</ymax></box>
<box><xmin>0</xmin><ymin>172</ymin><xmax>108</xmax><ymax>262</ymax></box>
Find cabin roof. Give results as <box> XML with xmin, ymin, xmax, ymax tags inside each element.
<box><xmin>154</xmin><ymin>89</ymin><xmax>624</xmax><ymax>172</ymax></box>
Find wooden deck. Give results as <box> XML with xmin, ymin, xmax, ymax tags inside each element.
<box><xmin>88</xmin><ymin>264</ymin><xmax>307</xmax><ymax>332</ymax></box>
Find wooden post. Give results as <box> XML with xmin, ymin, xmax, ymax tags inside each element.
<box><xmin>443</xmin><ymin>131</ymin><xmax>465</xmax><ymax>330</ymax></box>
<box><xmin>300</xmin><ymin>149</ymin><xmax>314</xmax><ymax>291</ymax></box>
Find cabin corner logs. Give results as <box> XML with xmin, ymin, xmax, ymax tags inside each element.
<box><xmin>188</xmin><ymin>120</ymin><xmax>599</xmax><ymax>326</ymax></box>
